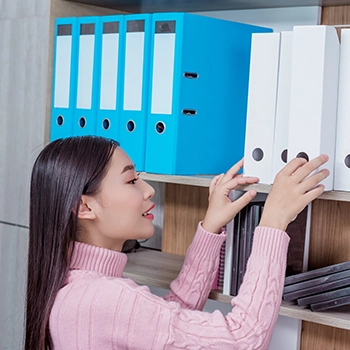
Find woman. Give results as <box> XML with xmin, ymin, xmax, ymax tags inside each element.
<box><xmin>25</xmin><ymin>135</ymin><xmax>329</xmax><ymax>349</ymax></box>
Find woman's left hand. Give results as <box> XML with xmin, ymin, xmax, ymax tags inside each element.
<box><xmin>202</xmin><ymin>159</ymin><xmax>259</xmax><ymax>233</ymax></box>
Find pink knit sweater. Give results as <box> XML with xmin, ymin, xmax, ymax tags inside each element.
<box><xmin>50</xmin><ymin>223</ymin><xmax>290</xmax><ymax>349</ymax></box>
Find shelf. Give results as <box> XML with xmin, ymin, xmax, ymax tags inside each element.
<box><xmin>124</xmin><ymin>248</ymin><xmax>350</xmax><ymax>330</ymax></box>
<box><xmin>140</xmin><ymin>172</ymin><xmax>350</xmax><ymax>202</ymax></box>
<box><xmin>66</xmin><ymin>0</ymin><xmax>350</xmax><ymax>13</ymax></box>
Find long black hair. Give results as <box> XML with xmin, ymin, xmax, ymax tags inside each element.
<box><xmin>25</xmin><ymin>136</ymin><xmax>119</xmax><ymax>350</ymax></box>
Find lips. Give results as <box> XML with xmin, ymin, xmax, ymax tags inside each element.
<box><xmin>142</xmin><ymin>204</ymin><xmax>154</xmax><ymax>217</ymax></box>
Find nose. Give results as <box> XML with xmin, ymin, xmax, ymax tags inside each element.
<box><xmin>141</xmin><ymin>178</ymin><xmax>155</xmax><ymax>200</ymax></box>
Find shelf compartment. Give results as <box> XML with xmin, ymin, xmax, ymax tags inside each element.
<box><xmin>124</xmin><ymin>248</ymin><xmax>350</xmax><ymax>330</ymax></box>
<box><xmin>140</xmin><ymin>172</ymin><xmax>350</xmax><ymax>202</ymax></box>
<box><xmin>65</xmin><ymin>0</ymin><xmax>350</xmax><ymax>14</ymax></box>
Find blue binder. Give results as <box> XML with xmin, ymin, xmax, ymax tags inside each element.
<box><xmin>95</xmin><ymin>15</ymin><xmax>125</xmax><ymax>140</ymax></box>
<box><xmin>119</xmin><ymin>14</ymin><xmax>152</xmax><ymax>171</ymax></box>
<box><xmin>144</xmin><ymin>13</ymin><xmax>272</xmax><ymax>175</ymax></box>
<box><xmin>73</xmin><ymin>16</ymin><xmax>102</xmax><ymax>136</ymax></box>
<box><xmin>50</xmin><ymin>17</ymin><xmax>78</xmax><ymax>141</ymax></box>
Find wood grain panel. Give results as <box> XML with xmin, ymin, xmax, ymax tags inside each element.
<box><xmin>322</xmin><ymin>5</ymin><xmax>350</xmax><ymax>24</ymax></box>
<box><xmin>309</xmin><ymin>200</ymin><xmax>350</xmax><ymax>269</ymax></box>
<box><xmin>300</xmin><ymin>199</ymin><xmax>350</xmax><ymax>347</ymax></box>
<box><xmin>301</xmin><ymin>322</ymin><xmax>350</xmax><ymax>350</ymax></box>
<box><xmin>162</xmin><ymin>184</ymin><xmax>208</xmax><ymax>255</ymax></box>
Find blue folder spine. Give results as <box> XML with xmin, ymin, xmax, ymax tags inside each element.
<box><xmin>95</xmin><ymin>15</ymin><xmax>125</xmax><ymax>141</ymax></box>
<box><xmin>118</xmin><ymin>14</ymin><xmax>152</xmax><ymax>171</ymax></box>
<box><xmin>50</xmin><ymin>17</ymin><xmax>78</xmax><ymax>141</ymax></box>
<box><xmin>73</xmin><ymin>16</ymin><xmax>102</xmax><ymax>136</ymax></box>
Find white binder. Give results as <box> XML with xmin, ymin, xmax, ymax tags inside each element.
<box><xmin>244</xmin><ymin>32</ymin><xmax>281</xmax><ymax>184</ymax></box>
<box><xmin>272</xmin><ymin>31</ymin><xmax>293</xmax><ymax>179</ymax></box>
<box><xmin>288</xmin><ymin>25</ymin><xmax>340</xmax><ymax>190</ymax></box>
<box><xmin>334</xmin><ymin>29</ymin><xmax>350</xmax><ymax>191</ymax></box>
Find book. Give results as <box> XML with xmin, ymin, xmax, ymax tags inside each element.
<box><xmin>311</xmin><ymin>294</ymin><xmax>350</xmax><ymax>312</ymax></box>
<box><xmin>298</xmin><ymin>286</ymin><xmax>350</xmax><ymax>307</ymax></box>
<box><xmin>284</xmin><ymin>269</ymin><xmax>350</xmax><ymax>294</ymax></box>
<box><xmin>284</xmin><ymin>260</ymin><xmax>350</xmax><ymax>286</ymax></box>
<box><xmin>283</xmin><ymin>276</ymin><xmax>350</xmax><ymax>301</ymax></box>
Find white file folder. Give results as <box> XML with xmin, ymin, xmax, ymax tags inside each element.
<box><xmin>244</xmin><ymin>32</ymin><xmax>281</xmax><ymax>184</ymax></box>
<box><xmin>272</xmin><ymin>31</ymin><xmax>293</xmax><ymax>179</ymax></box>
<box><xmin>288</xmin><ymin>25</ymin><xmax>340</xmax><ymax>191</ymax></box>
<box><xmin>334</xmin><ymin>29</ymin><xmax>350</xmax><ymax>191</ymax></box>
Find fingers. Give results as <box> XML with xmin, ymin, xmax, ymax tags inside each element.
<box><xmin>224</xmin><ymin>175</ymin><xmax>259</xmax><ymax>191</ymax></box>
<box><xmin>277</xmin><ymin>157</ymin><xmax>308</xmax><ymax>177</ymax></box>
<box><xmin>230</xmin><ymin>190</ymin><xmax>257</xmax><ymax>213</ymax></box>
<box><xmin>303</xmin><ymin>184</ymin><xmax>326</xmax><ymax>203</ymax></box>
<box><xmin>292</xmin><ymin>154</ymin><xmax>329</xmax><ymax>182</ymax></box>
<box><xmin>221</xmin><ymin>158</ymin><xmax>244</xmax><ymax>182</ymax></box>
<box><xmin>209</xmin><ymin>173</ymin><xmax>225</xmax><ymax>198</ymax></box>
<box><xmin>299</xmin><ymin>168</ymin><xmax>329</xmax><ymax>193</ymax></box>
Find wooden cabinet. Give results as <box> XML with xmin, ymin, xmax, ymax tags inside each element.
<box><xmin>49</xmin><ymin>1</ymin><xmax>350</xmax><ymax>348</ymax></box>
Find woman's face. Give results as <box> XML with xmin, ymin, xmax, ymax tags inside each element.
<box><xmin>80</xmin><ymin>148</ymin><xmax>155</xmax><ymax>251</ymax></box>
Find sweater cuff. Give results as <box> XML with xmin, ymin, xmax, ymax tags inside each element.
<box><xmin>251</xmin><ymin>226</ymin><xmax>290</xmax><ymax>262</ymax></box>
<box><xmin>187</xmin><ymin>222</ymin><xmax>227</xmax><ymax>258</ymax></box>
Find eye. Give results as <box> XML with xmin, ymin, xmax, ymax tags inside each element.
<box><xmin>129</xmin><ymin>173</ymin><xmax>140</xmax><ymax>185</ymax></box>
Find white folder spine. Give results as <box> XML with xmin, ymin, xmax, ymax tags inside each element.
<box><xmin>272</xmin><ymin>31</ymin><xmax>293</xmax><ymax>179</ymax></box>
<box><xmin>334</xmin><ymin>29</ymin><xmax>350</xmax><ymax>191</ymax></box>
<box><xmin>288</xmin><ymin>25</ymin><xmax>340</xmax><ymax>190</ymax></box>
<box><xmin>100</xmin><ymin>33</ymin><xmax>119</xmax><ymax>110</ymax></box>
<box><xmin>151</xmin><ymin>33</ymin><xmax>175</xmax><ymax>115</ymax></box>
<box><xmin>54</xmin><ymin>36</ymin><xmax>72</xmax><ymax>108</ymax></box>
<box><xmin>124</xmin><ymin>32</ymin><xmax>145</xmax><ymax>111</ymax></box>
<box><xmin>244</xmin><ymin>32</ymin><xmax>281</xmax><ymax>184</ymax></box>
<box><xmin>76</xmin><ymin>35</ymin><xmax>95</xmax><ymax>109</ymax></box>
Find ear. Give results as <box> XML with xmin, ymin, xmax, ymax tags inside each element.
<box><xmin>77</xmin><ymin>195</ymin><xmax>97</xmax><ymax>220</ymax></box>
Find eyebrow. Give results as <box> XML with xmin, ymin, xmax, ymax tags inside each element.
<box><xmin>120</xmin><ymin>164</ymin><xmax>135</xmax><ymax>174</ymax></box>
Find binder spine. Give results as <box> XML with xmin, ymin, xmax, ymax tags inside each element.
<box><xmin>119</xmin><ymin>14</ymin><xmax>152</xmax><ymax>171</ymax></box>
<box><xmin>74</xmin><ymin>16</ymin><xmax>102</xmax><ymax>136</ymax></box>
<box><xmin>50</xmin><ymin>17</ymin><xmax>78</xmax><ymax>141</ymax></box>
<box><xmin>96</xmin><ymin>15</ymin><xmax>125</xmax><ymax>141</ymax></box>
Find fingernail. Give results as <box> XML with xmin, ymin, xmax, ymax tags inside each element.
<box><xmin>322</xmin><ymin>154</ymin><xmax>329</xmax><ymax>161</ymax></box>
<box><xmin>249</xmin><ymin>190</ymin><xmax>256</xmax><ymax>197</ymax></box>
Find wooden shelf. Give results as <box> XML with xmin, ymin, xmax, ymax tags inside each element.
<box><xmin>124</xmin><ymin>248</ymin><xmax>350</xmax><ymax>330</ymax></box>
<box><xmin>66</xmin><ymin>0</ymin><xmax>350</xmax><ymax>13</ymax></box>
<box><xmin>140</xmin><ymin>172</ymin><xmax>350</xmax><ymax>202</ymax></box>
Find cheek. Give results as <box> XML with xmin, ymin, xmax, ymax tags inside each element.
<box><xmin>108</xmin><ymin>188</ymin><xmax>143</xmax><ymax>214</ymax></box>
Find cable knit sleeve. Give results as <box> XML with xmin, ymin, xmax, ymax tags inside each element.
<box><xmin>164</xmin><ymin>222</ymin><xmax>226</xmax><ymax>310</ymax></box>
<box><xmin>50</xmin><ymin>226</ymin><xmax>290</xmax><ymax>350</ymax></box>
<box><xmin>165</xmin><ymin>226</ymin><xmax>290</xmax><ymax>350</ymax></box>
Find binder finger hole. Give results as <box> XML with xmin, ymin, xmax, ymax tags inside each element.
<box><xmin>252</xmin><ymin>148</ymin><xmax>264</xmax><ymax>162</ymax></box>
<box><xmin>56</xmin><ymin>115</ymin><xmax>64</xmax><ymax>126</ymax></box>
<box><xmin>155</xmin><ymin>122</ymin><xmax>165</xmax><ymax>134</ymax></box>
<box><xmin>102</xmin><ymin>119</ymin><xmax>110</xmax><ymax>130</ymax></box>
<box><xmin>126</xmin><ymin>120</ymin><xmax>135</xmax><ymax>132</ymax></box>
<box><xmin>344</xmin><ymin>155</ymin><xmax>350</xmax><ymax>168</ymax></box>
<box><xmin>297</xmin><ymin>152</ymin><xmax>309</xmax><ymax>162</ymax></box>
<box><xmin>79</xmin><ymin>117</ymin><xmax>86</xmax><ymax>128</ymax></box>
<box><xmin>184</xmin><ymin>72</ymin><xmax>198</xmax><ymax>79</ymax></box>
<box><xmin>182</xmin><ymin>109</ymin><xmax>197</xmax><ymax>116</ymax></box>
<box><xmin>281</xmin><ymin>149</ymin><xmax>288</xmax><ymax>163</ymax></box>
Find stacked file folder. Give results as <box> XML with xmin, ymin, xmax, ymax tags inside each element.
<box><xmin>50</xmin><ymin>13</ymin><xmax>271</xmax><ymax>174</ymax></box>
<box><xmin>244</xmin><ymin>25</ymin><xmax>341</xmax><ymax>190</ymax></box>
<box><xmin>283</xmin><ymin>261</ymin><xmax>350</xmax><ymax>311</ymax></box>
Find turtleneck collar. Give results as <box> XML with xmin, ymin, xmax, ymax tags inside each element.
<box><xmin>70</xmin><ymin>241</ymin><xmax>128</xmax><ymax>278</ymax></box>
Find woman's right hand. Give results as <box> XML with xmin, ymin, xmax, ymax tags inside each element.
<box><xmin>259</xmin><ymin>154</ymin><xmax>330</xmax><ymax>232</ymax></box>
